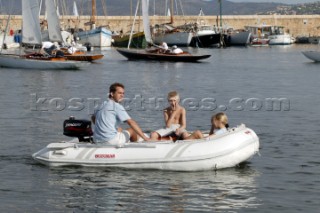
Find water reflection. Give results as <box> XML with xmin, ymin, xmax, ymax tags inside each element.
<box><xmin>44</xmin><ymin>164</ymin><xmax>260</xmax><ymax>212</ymax></box>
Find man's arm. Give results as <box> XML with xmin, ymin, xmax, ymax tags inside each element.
<box><xmin>126</xmin><ymin>119</ymin><xmax>149</xmax><ymax>141</ymax></box>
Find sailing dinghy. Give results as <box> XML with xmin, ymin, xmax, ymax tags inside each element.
<box><xmin>0</xmin><ymin>0</ymin><xmax>89</xmax><ymax>69</ymax></box>
<box><xmin>116</xmin><ymin>0</ymin><xmax>211</xmax><ymax>62</ymax></box>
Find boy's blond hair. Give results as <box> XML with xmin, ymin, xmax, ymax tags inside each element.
<box><xmin>167</xmin><ymin>91</ymin><xmax>180</xmax><ymax>100</ymax></box>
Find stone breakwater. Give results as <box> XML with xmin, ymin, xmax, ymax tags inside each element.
<box><xmin>1</xmin><ymin>15</ymin><xmax>320</xmax><ymax>37</ymax></box>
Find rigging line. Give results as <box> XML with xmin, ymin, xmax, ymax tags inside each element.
<box><xmin>63</xmin><ymin>0</ymin><xmax>68</xmax><ymax>16</ymax></box>
<box><xmin>101</xmin><ymin>0</ymin><xmax>107</xmax><ymax>17</ymax></box>
<box><xmin>175</xmin><ymin>0</ymin><xmax>178</xmax><ymax>16</ymax></box>
<box><xmin>80</xmin><ymin>0</ymin><xmax>84</xmax><ymax>16</ymax></box>
<box><xmin>164</xmin><ymin>0</ymin><xmax>167</xmax><ymax>16</ymax></box>
<box><xmin>178</xmin><ymin>0</ymin><xmax>184</xmax><ymax>16</ymax></box>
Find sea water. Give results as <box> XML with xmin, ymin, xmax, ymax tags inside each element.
<box><xmin>0</xmin><ymin>45</ymin><xmax>319</xmax><ymax>212</ymax></box>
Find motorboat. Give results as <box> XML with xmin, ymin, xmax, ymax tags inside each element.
<box><xmin>32</xmin><ymin>117</ymin><xmax>260</xmax><ymax>171</ymax></box>
<box><xmin>302</xmin><ymin>51</ymin><xmax>320</xmax><ymax>62</ymax></box>
<box><xmin>250</xmin><ymin>38</ymin><xmax>270</xmax><ymax>47</ymax></box>
<box><xmin>245</xmin><ymin>25</ymin><xmax>294</xmax><ymax>46</ymax></box>
<box><xmin>117</xmin><ymin>48</ymin><xmax>211</xmax><ymax>62</ymax></box>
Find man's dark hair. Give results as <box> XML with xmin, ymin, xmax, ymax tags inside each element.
<box><xmin>109</xmin><ymin>82</ymin><xmax>124</xmax><ymax>98</ymax></box>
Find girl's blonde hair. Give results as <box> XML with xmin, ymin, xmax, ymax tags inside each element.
<box><xmin>212</xmin><ymin>112</ymin><xmax>228</xmax><ymax>125</ymax></box>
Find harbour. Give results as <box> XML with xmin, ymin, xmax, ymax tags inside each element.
<box><xmin>1</xmin><ymin>0</ymin><xmax>320</xmax><ymax>212</ymax></box>
<box><xmin>2</xmin><ymin>14</ymin><xmax>320</xmax><ymax>38</ymax></box>
<box><xmin>0</xmin><ymin>45</ymin><xmax>320</xmax><ymax>212</ymax></box>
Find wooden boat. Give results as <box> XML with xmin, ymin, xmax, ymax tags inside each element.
<box><xmin>117</xmin><ymin>48</ymin><xmax>211</xmax><ymax>62</ymax></box>
<box><xmin>302</xmin><ymin>51</ymin><xmax>320</xmax><ymax>62</ymax></box>
<box><xmin>0</xmin><ymin>0</ymin><xmax>89</xmax><ymax>70</ymax></box>
<box><xmin>32</xmin><ymin>124</ymin><xmax>260</xmax><ymax>171</ymax></box>
<box><xmin>60</xmin><ymin>48</ymin><xmax>104</xmax><ymax>61</ymax></box>
<box><xmin>0</xmin><ymin>53</ymin><xmax>89</xmax><ymax>69</ymax></box>
<box><xmin>118</xmin><ymin>0</ymin><xmax>211</xmax><ymax>62</ymax></box>
<box><xmin>64</xmin><ymin>53</ymin><xmax>104</xmax><ymax>62</ymax></box>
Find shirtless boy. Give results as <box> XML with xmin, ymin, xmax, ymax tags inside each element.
<box><xmin>150</xmin><ymin>91</ymin><xmax>189</xmax><ymax>140</ymax></box>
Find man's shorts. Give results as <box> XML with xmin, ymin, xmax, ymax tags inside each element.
<box><xmin>107</xmin><ymin>130</ymin><xmax>131</xmax><ymax>146</ymax></box>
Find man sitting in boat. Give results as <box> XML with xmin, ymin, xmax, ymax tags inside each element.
<box><xmin>150</xmin><ymin>91</ymin><xmax>189</xmax><ymax>141</ymax></box>
<box><xmin>67</xmin><ymin>46</ymin><xmax>78</xmax><ymax>54</ymax></box>
<box><xmin>41</xmin><ymin>41</ymin><xmax>57</xmax><ymax>55</ymax></box>
<box><xmin>91</xmin><ymin>83</ymin><xmax>150</xmax><ymax>145</ymax></box>
<box><xmin>171</xmin><ymin>45</ymin><xmax>184</xmax><ymax>54</ymax></box>
<box><xmin>158</xmin><ymin>42</ymin><xmax>169</xmax><ymax>53</ymax></box>
<box><xmin>184</xmin><ymin>112</ymin><xmax>229</xmax><ymax>140</ymax></box>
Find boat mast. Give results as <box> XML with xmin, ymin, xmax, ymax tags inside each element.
<box><xmin>170</xmin><ymin>0</ymin><xmax>174</xmax><ymax>24</ymax></box>
<box><xmin>128</xmin><ymin>0</ymin><xmax>141</xmax><ymax>49</ymax></box>
<box><xmin>0</xmin><ymin>15</ymin><xmax>10</xmax><ymax>54</ymax></box>
<box><xmin>91</xmin><ymin>0</ymin><xmax>96</xmax><ymax>29</ymax></box>
<box><xmin>219</xmin><ymin>0</ymin><xmax>222</xmax><ymax>28</ymax></box>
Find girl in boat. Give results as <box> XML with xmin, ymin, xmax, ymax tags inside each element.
<box><xmin>185</xmin><ymin>112</ymin><xmax>229</xmax><ymax>140</ymax></box>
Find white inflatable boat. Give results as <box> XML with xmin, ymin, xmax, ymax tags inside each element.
<box><xmin>32</xmin><ymin>124</ymin><xmax>260</xmax><ymax>171</ymax></box>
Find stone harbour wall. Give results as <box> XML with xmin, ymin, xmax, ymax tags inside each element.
<box><xmin>1</xmin><ymin>15</ymin><xmax>320</xmax><ymax>37</ymax></box>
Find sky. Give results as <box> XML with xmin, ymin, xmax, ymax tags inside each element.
<box><xmin>226</xmin><ymin>0</ymin><xmax>319</xmax><ymax>4</ymax></box>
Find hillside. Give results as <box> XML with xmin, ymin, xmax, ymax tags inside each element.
<box><xmin>0</xmin><ymin>0</ymin><xmax>285</xmax><ymax>16</ymax></box>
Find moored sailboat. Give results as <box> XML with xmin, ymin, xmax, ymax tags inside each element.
<box><xmin>116</xmin><ymin>0</ymin><xmax>211</xmax><ymax>62</ymax></box>
<box><xmin>0</xmin><ymin>0</ymin><xmax>89</xmax><ymax>69</ymax></box>
<box><xmin>74</xmin><ymin>0</ymin><xmax>112</xmax><ymax>47</ymax></box>
<box><xmin>152</xmin><ymin>0</ymin><xmax>193</xmax><ymax>46</ymax></box>
<box><xmin>45</xmin><ymin>0</ymin><xmax>104</xmax><ymax>62</ymax></box>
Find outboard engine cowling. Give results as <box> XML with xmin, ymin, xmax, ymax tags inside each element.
<box><xmin>63</xmin><ymin>116</ymin><xmax>93</xmax><ymax>142</ymax></box>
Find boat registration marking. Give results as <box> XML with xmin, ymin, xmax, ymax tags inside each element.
<box><xmin>95</xmin><ymin>154</ymin><xmax>115</xmax><ymax>159</ymax></box>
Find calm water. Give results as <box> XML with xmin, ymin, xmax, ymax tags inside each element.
<box><xmin>0</xmin><ymin>45</ymin><xmax>319</xmax><ymax>212</ymax></box>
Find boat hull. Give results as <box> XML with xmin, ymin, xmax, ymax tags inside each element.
<box><xmin>65</xmin><ymin>54</ymin><xmax>104</xmax><ymax>62</ymax></box>
<box><xmin>250</xmin><ymin>38</ymin><xmax>270</xmax><ymax>47</ymax></box>
<box><xmin>229</xmin><ymin>31</ymin><xmax>251</xmax><ymax>46</ymax></box>
<box><xmin>112</xmin><ymin>32</ymin><xmax>147</xmax><ymax>48</ymax></box>
<box><xmin>268</xmin><ymin>34</ymin><xmax>293</xmax><ymax>45</ymax></box>
<box><xmin>116</xmin><ymin>48</ymin><xmax>211</xmax><ymax>62</ymax></box>
<box><xmin>32</xmin><ymin>125</ymin><xmax>260</xmax><ymax>171</ymax></box>
<box><xmin>153</xmin><ymin>32</ymin><xmax>193</xmax><ymax>46</ymax></box>
<box><xmin>302</xmin><ymin>51</ymin><xmax>320</xmax><ymax>62</ymax></box>
<box><xmin>0</xmin><ymin>54</ymin><xmax>89</xmax><ymax>69</ymax></box>
<box><xmin>190</xmin><ymin>33</ymin><xmax>228</xmax><ymax>47</ymax></box>
<box><xmin>76</xmin><ymin>27</ymin><xmax>112</xmax><ymax>47</ymax></box>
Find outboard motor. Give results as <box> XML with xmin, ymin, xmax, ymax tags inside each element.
<box><xmin>63</xmin><ymin>116</ymin><xmax>93</xmax><ymax>142</ymax></box>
